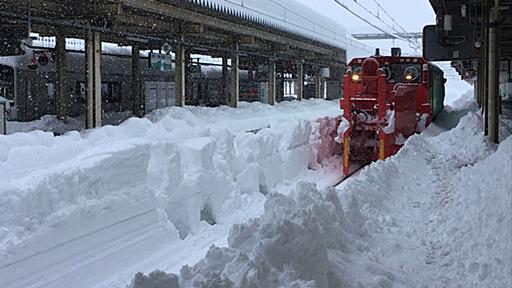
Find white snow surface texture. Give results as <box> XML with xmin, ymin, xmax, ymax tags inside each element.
<box><xmin>0</xmin><ymin>100</ymin><xmax>341</xmax><ymax>288</ymax></box>
<box><xmin>132</xmin><ymin>112</ymin><xmax>512</xmax><ymax>288</ymax></box>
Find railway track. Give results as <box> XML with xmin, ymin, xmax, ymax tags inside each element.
<box><xmin>333</xmin><ymin>163</ymin><xmax>368</xmax><ymax>187</ymax></box>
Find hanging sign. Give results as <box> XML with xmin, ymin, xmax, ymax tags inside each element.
<box><xmin>149</xmin><ymin>52</ymin><xmax>172</xmax><ymax>71</ymax></box>
<box><xmin>161</xmin><ymin>42</ymin><xmax>172</xmax><ymax>55</ymax></box>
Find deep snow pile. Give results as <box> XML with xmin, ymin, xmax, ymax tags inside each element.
<box><xmin>132</xmin><ymin>110</ymin><xmax>511</xmax><ymax>288</ymax></box>
<box><xmin>0</xmin><ymin>99</ymin><xmax>340</xmax><ymax>288</ymax></box>
<box><xmin>129</xmin><ymin>182</ymin><xmax>367</xmax><ymax>288</ymax></box>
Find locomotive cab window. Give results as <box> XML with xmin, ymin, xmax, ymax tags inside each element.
<box><xmin>387</xmin><ymin>64</ymin><xmax>422</xmax><ymax>83</ymax></box>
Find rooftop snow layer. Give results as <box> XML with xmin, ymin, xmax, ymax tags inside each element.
<box><xmin>185</xmin><ymin>0</ymin><xmax>359</xmax><ymax>51</ymax></box>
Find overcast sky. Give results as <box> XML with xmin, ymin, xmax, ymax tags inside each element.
<box><xmin>291</xmin><ymin>0</ymin><xmax>472</xmax><ymax>102</ymax></box>
<box><xmin>294</xmin><ymin>0</ymin><xmax>436</xmax><ymax>56</ymax></box>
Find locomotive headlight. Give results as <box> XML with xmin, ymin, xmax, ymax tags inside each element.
<box><xmin>351</xmin><ymin>67</ymin><xmax>362</xmax><ymax>82</ymax></box>
<box><xmin>403</xmin><ymin>66</ymin><xmax>419</xmax><ymax>82</ymax></box>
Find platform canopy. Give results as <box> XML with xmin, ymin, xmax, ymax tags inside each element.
<box><xmin>428</xmin><ymin>0</ymin><xmax>512</xmax><ymax>57</ymax></box>
<box><xmin>0</xmin><ymin>0</ymin><xmax>351</xmax><ymax>66</ymax></box>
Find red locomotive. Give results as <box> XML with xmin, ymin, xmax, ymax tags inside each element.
<box><xmin>339</xmin><ymin>48</ymin><xmax>446</xmax><ymax>176</ymax></box>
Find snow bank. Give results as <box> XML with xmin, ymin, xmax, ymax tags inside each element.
<box><xmin>129</xmin><ymin>182</ymin><xmax>372</xmax><ymax>288</ymax></box>
<box><xmin>6</xmin><ymin>111</ymin><xmax>132</xmax><ymax>135</ymax></box>
<box><xmin>133</xmin><ymin>108</ymin><xmax>511</xmax><ymax>288</ymax></box>
<box><xmin>0</xmin><ymin>100</ymin><xmax>340</xmax><ymax>261</ymax></box>
<box><xmin>341</xmin><ymin>113</ymin><xmax>511</xmax><ymax>287</ymax></box>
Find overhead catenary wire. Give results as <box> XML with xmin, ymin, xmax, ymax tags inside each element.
<box><xmin>270</xmin><ymin>0</ymin><xmax>375</xmax><ymax>52</ymax></box>
<box><xmin>369</xmin><ymin>0</ymin><xmax>421</xmax><ymax>48</ymax></box>
<box><xmin>350</xmin><ymin>0</ymin><xmax>420</xmax><ymax>50</ymax></box>
<box><xmin>334</xmin><ymin>0</ymin><xmax>423</xmax><ymax>52</ymax></box>
<box><xmin>333</xmin><ymin>0</ymin><xmax>420</xmax><ymax>52</ymax></box>
<box><xmin>332</xmin><ymin>0</ymin><xmax>395</xmax><ymax>40</ymax></box>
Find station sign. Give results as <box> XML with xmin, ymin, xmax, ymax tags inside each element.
<box><xmin>423</xmin><ymin>24</ymin><xmax>474</xmax><ymax>61</ymax></box>
<box><xmin>149</xmin><ymin>52</ymin><xmax>173</xmax><ymax>71</ymax></box>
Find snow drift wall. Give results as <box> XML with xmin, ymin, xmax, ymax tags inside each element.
<box><xmin>130</xmin><ymin>111</ymin><xmax>511</xmax><ymax>288</ymax></box>
<box><xmin>0</xmin><ymin>100</ymin><xmax>340</xmax><ymax>258</ymax></box>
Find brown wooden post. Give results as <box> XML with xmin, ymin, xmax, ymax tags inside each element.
<box><xmin>132</xmin><ymin>45</ymin><xmax>143</xmax><ymax>117</ymax></box>
<box><xmin>55</xmin><ymin>33</ymin><xmax>66</xmax><ymax>121</ymax></box>
<box><xmin>86</xmin><ymin>31</ymin><xmax>102</xmax><ymax>129</ymax></box>
<box><xmin>487</xmin><ymin>0</ymin><xmax>499</xmax><ymax>143</ymax></box>
<box><xmin>230</xmin><ymin>42</ymin><xmax>239</xmax><ymax>108</ymax></box>
<box><xmin>268</xmin><ymin>61</ymin><xmax>276</xmax><ymax>105</ymax></box>
<box><xmin>175</xmin><ymin>46</ymin><xmax>186</xmax><ymax>107</ymax></box>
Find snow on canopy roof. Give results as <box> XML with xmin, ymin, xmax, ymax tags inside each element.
<box><xmin>186</xmin><ymin>0</ymin><xmax>351</xmax><ymax>51</ymax></box>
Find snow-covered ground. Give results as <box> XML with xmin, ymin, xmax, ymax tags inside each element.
<box><xmin>0</xmin><ymin>99</ymin><xmax>342</xmax><ymax>288</ymax></box>
<box><xmin>1</xmin><ymin>93</ymin><xmax>511</xmax><ymax>288</ymax></box>
<box><xmin>128</xmin><ymin>100</ymin><xmax>512</xmax><ymax>287</ymax></box>
<box><xmin>6</xmin><ymin>111</ymin><xmax>133</xmax><ymax>135</ymax></box>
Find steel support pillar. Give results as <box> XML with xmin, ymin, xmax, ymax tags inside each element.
<box><xmin>276</xmin><ymin>73</ymin><xmax>284</xmax><ymax>102</ymax></box>
<box><xmin>230</xmin><ymin>45</ymin><xmax>239</xmax><ymax>108</ymax></box>
<box><xmin>487</xmin><ymin>0</ymin><xmax>499</xmax><ymax>143</ymax></box>
<box><xmin>475</xmin><ymin>64</ymin><xmax>482</xmax><ymax>108</ymax></box>
<box><xmin>185</xmin><ymin>52</ymin><xmax>192</xmax><ymax>104</ymax></box>
<box><xmin>483</xmin><ymin>16</ymin><xmax>489</xmax><ymax>135</ymax></box>
<box><xmin>320</xmin><ymin>78</ymin><xmax>326</xmax><ymax>99</ymax></box>
<box><xmin>175</xmin><ymin>46</ymin><xmax>186</xmax><ymax>107</ymax></box>
<box><xmin>268</xmin><ymin>61</ymin><xmax>276</xmax><ymax>105</ymax></box>
<box><xmin>55</xmin><ymin>33</ymin><xmax>66</xmax><ymax>121</ymax></box>
<box><xmin>132</xmin><ymin>45</ymin><xmax>143</xmax><ymax>117</ymax></box>
<box><xmin>296</xmin><ymin>63</ymin><xmax>304</xmax><ymax>101</ymax></box>
<box><xmin>222</xmin><ymin>57</ymin><xmax>228</xmax><ymax>104</ymax></box>
<box><xmin>315</xmin><ymin>74</ymin><xmax>323</xmax><ymax>99</ymax></box>
<box><xmin>86</xmin><ymin>31</ymin><xmax>102</xmax><ymax>129</ymax></box>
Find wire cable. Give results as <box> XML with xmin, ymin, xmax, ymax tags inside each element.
<box><xmin>351</xmin><ymin>0</ymin><xmax>414</xmax><ymax>45</ymax></box>
<box><xmin>355</xmin><ymin>0</ymin><xmax>421</xmax><ymax>50</ymax></box>
<box><xmin>369</xmin><ymin>0</ymin><xmax>421</xmax><ymax>48</ymax></box>
<box><xmin>334</xmin><ymin>0</ymin><xmax>420</xmax><ymax>51</ymax></box>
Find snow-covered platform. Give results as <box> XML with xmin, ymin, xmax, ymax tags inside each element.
<box><xmin>0</xmin><ymin>99</ymin><xmax>342</xmax><ymax>288</ymax></box>
<box><xmin>129</xmin><ymin>101</ymin><xmax>512</xmax><ymax>288</ymax></box>
<box><xmin>1</xmin><ymin>97</ymin><xmax>511</xmax><ymax>288</ymax></box>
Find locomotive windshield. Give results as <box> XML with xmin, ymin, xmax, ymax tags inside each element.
<box><xmin>386</xmin><ymin>63</ymin><xmax>421</xmax><ymax>83</ymax></box>
<box><xmin>350</xmin><ymin>62</ymin><xmax>422</xmax><ymax>84</ymax></box>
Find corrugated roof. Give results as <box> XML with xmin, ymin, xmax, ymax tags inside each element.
<box><xmin>185</xmin><ymin>0</ymin><xmax>365</xmax><ymax>51</ymax></box>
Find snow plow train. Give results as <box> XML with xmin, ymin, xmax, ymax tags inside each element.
<box><xmin>339</xmin><ymin>48</ymin><xmax>446</xmax><ymax>176</ymax></box>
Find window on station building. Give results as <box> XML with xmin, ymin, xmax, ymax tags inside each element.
<box><xmin>75</xmin><ymin>81</ymin><xmax>122</xmax><ymax>103</ymax></box>
<box><xmin>0</xmin><ymin>64</ymin><xmax>15</xmax><ymax>100</ymax></box>
<box><xmin>102</xmin><ymin>82</ymin><xmax>122</xmax><ymax>103</ymax></box>
<box><xmin>47</xmin><ymin>81</ymin><xmax>54</xmax><ymax>99</ymax></box>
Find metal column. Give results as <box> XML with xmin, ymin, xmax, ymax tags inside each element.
<box><xmin>315</xmin><ymin>74</ymin><xmax>323</xmax><ymax>99</ymax></box>
<box><xmin>296</xmin><ymin>63</ymin><xmax>304</xmax><ymax>101</ymax></box>
<box><xmin>483</xmin><ymin>11</ymin><xmax>489</xmax><ymax>135</ymax></box>
<box><xmin>86</xmin><ymin>31</ymin><xmax>102</xmax><ymax>129</ymax></box>
<box><xmin>487</xmin><ymin>0</ymin><xmax>499</xmax><ymax>143</ymax></box>
<box><xmin>132</xmin><ymin>45</ymin><xmax>143</xmax><ymax>117</ymax></box>
<box><xmin>477</xmin><ymin>61</ymin><xmax>483</xmax><ymax>108</ymax></box>
<box><xmin>222</xmin><ymin>57</ymin><xmax>228</xmax><ymax>104</ymax></box>
<box><xmin>230</xmin><ymin>44</ymin><xmax>239</xmax><ymax>108</ymax></box>
<box><xmin>268</xmin><ymin>61</ymin><xmax>276</xmax><ymax>105</ymax></box>
<box><xmin>55</xmin><ymin>33</ymin><xmax>66</xmax><ymax>121</ymax></box>
<box><xmin>175</xmin><ymin>46</ymin><xmax>186</xmax><ymax>107</ymax></box>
